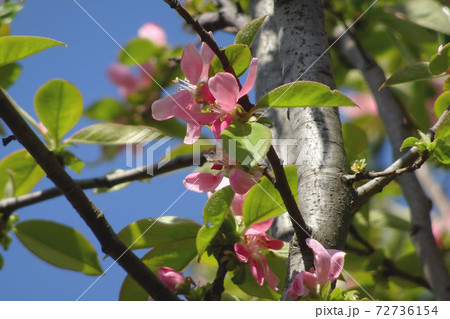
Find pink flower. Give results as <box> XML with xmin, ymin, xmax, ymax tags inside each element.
<box><xmin>183</xmin><ymin>147</ymin><xmax>261</xmax><ymax>194</ymax></box>
<box><xmin>138</xmin><ymin>22</ymin><xmax>167</xmax><ymax>46</ymax></box>
<box><xmin>207</xmin><ymin>177</ymin><xmax>249</xmax><ymax>216</ymax></box>
<box><xmin>340</xmin><ymin>92</ymin><xmax>377</xmax><ymax>118</ymax></box>
<box><xmin>234</xmin><ymin>218</ymin><xmax>284</xmax><ymax>291</ymax></box>
<box><xmin>157</xmin><ymin>267</ymin><xmax>184</xmax><ymax>292</ymax></box>
<box><xmin>286</xmin><ymin>238</ymin><xmax>346</xmax><ymax>300</ymax></box>
<box><xmin>107</xmin><ymin>63</ymin><xmax>153</xmax><ymax>97</ymax></box>
<box><xmin>208</xmin><ymin>58</ymin><xmax>258</xmax><ymax>139</ymax></box>
<box><xmin>152</xmin><ymin>42</ymin><xmax>220</xmax><ymax>144</ymax></box>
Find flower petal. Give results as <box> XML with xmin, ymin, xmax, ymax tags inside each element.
<box><xmin>239</xmin><ymin>58</ymin><xmax>258</xmax><ymax>98</ymax></box>
<box><xmin>211</xmin><ymin>114</ymin><xmax>231</xmax><ymax>140</ymax></box>
<box><xmin>302</xmin><ymin>271</ymin><xmax>317</xmax><ymax>289</ymax></box>
<box><xmin>181</xmin><ymin>43</ymin><xmax>202</xmax><ymax>84</ymax></box>
<box><xmin>184</xmin><ymin>122</ymin><xmax>202</xmax><ymax>144</ymax></box>
<box><xmin>306</xmin><ymin>238</ymin><xmax>332</xmax><ymax>285</ymax></box>
<box><xmin>259</xmin><ymin>255</ymin><xmax>279</xmax><ymax>291</ymax></box>
<box><xmin>152</xmin><ymin>90</ymin><xmax>192</xmax><ymax>121</ymax></box>
<box><xmin>157</xmin><ymin>267</ymin><xmax>184</xmax><ymax>292</ymax></box>
<box><xmin>234</xmin><ymin>242</ymin><xmax>250</xmax><ymax>263</ymax></box>
<box><xmin>200</xmin><ymin>40</ymin><xmax>215</xmax><ymax>80</ymax></box>
<box><xmin>229</xmin><ymin>168</ymin><xmax>258</xmax><ymax>194</ymax></box>
<box><xmin>107</xmin><ymin>64</ymin><xmax>137</xmax><ymax>92</ymax></box>
<box><xmin>183</xmin><ymin>171</ymin><xmax>224</xmax><ymax>193</ymax></box>
<box><xmin>265</xmin><ymin>235</ymin><xmax>284</xmax><ymax>250</ymax></box>
<box><xmin>249</xmin><ymin>258</ymin><xmax>265</xmax><ymax>286</ymax></box>
<box><xmin>138</xmin><ymin>23</ymin><xmax>167</xmax><ymax>46</ymax></box>
<box><xmin>230</xmin><ymin>191</ymin><xmax>247</xmax><ymax>216</ymax></box>
<box><xmin>327</xmin><ymin>250</ymin><xmax>346</xmax><ymax>282</ymax></box>
<box><xmin>245</xmin><ymin>218</ymin><xmax>274</xmax><ymax>235</ymax></box>
<box><xmin>208</xmin><ymin>72</ymin><xmax>239</xmax><ymax>112</ymax></box>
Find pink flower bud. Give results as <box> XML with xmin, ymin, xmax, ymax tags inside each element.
<box><xmin>157</xmin><ymin>267</ymin><xmax>184</xmax><ymax>292</ymax></box>
<box><xmin>138</xmin><ymin>23</ymin><xmax>167</xmax><ymax>46</ymax></box>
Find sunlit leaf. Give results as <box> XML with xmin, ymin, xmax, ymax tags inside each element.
<box><xmin>0</xmin><ymin>63</ymin><xmax>21</xmax><ymax>89</ymax></box>
<box><xmin>209</xmin><ymin>44</ymin><xmax>251</xmax><ymax>78</ymax></box>
<box><xmin>34</xmin><ymin>79</ymin><xmax>83</xmax><ymax>145</ymax></box>
<box><xmin>119</xmin><ymin>38</ymin><xmax>157</xmax><ymax>65</ymax></box>
<box><xmin>235</xmin><ymin>15</ymin><xmax>267</xmax><ymax>47</ymax></box>
<box><xmin>434</xmin><ymin>91</ymin><xmax>450</xmax><ymax>118</ymax></box>
<box><xmin>14</xmin><ymin>220</ymin><xmax>103</xmax><ymax>275</ymax></box>
<box><xmin>256</xmin><ymin>81</ymin><xmax>357</xmax><ymax>108</ymax></box>
<box><xmin>0</xmin><ymin>2</ymin><xmax>23</xmax><ymax>24</ymax></box>
<box><xmin>220</xmin><ymin>122</ymin><xmax>272</xmax><ymax>168</ymax></box>
<box><xmin>0</xmin><ymin>36</ymin><xmax>65</xmax><ymax>67</ymax></box>
<box><xmin>65</xmin><ymin>123</ymin><xmax>164</xmax><ymax>145</ymax></box>
<box><xmin>429</xmin><ymin>43</ymin><xmax>450</xmax><ymax>75</ymax></box>
<box><xmin>381</xmin><ymin>63</ymin><xmax>435</xmax><ymax>88</ymax></box>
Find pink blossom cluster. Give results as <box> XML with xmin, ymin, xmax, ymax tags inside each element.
<box><xmin>286</xmin><ymin>238</ymin><xmax>346</xmax><ymax>300</ymax></box>
<box><xmin>108</xmin><ymin>23</ymin><xmax>167</xmax><ymax>98</ymax></box>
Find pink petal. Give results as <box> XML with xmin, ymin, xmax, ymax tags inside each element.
<box><xmin>208</xmin><ymin>73</ymin><xmax>239</xmax><ymax>112</ymax></box>
<box><xmin>138</xmin><ymin>23</ymin><xmax>167</xmax><ymax>46</ymax></box>
<box><xmin>183</xmin><ymin>171</ymin><xmax>224</xmax><ymax>193</ymax></box>
<box><xmin>306</xmin><ymin>238</ymin><xmax>332</xmax><ymax>285</ymax></box>
<box><xmin>152</xmin><ymin>90</ymin><xmax>192</xmax><ymax>121</ymax></box>
<box><xmin>107</xmin><ymin>64</ymin><xmax>137</xmax><ymax>91</ymax></box>
<box><xmin>234</xmin><ymin>242</ymin><xmax>250</xmax><ymax>263</ymax></box>
<box><xmin>259</xmin><ymin>255</ymin><xmax>279</xmax><ymax>291</ymax></box>
<box><xmin>138</xmin><ymin>63</ymin><xmax>153</xmax><ymax>88</ymax></box>
<box><xmin>265</xmin><ymin>235</ymin><xmax>284</xmax><ymax>250</ymax></box>
<box><xmin>302</xmin><ymin>271</ymin><xmax>318</xmax><ymax>289</ymax></box>
<box><xmin>157</xmin><ymin>267</ymin><xmax>184</xmax><ymax>292</ymax></box>
<box><xmin>200</xmin><ymin>40</ymin><xmax>215</xmax><ymax>80</ymax></box>
<box><xmin>249</xmin><ymin>258</ymin><xmax>265</xmax><ymax>286</ymax></box>
<box><xmin>239</xmin><ymin>58</ymin><xmax>258</xmax><ymax>98</ymax></box>
<box><xmin>327</xmin><ymin>250</ymin><xmax>346</xmax><ymax>282</ymax></box>
<box><xmin>286</xmin><ymin>272</ymin><xmax>310</xmax><ymax>300</ymax></box>
<box><xmin>230</xmin><ymin>191</ymin><xmax>247</xmax><ymax>216</ymax></box>
<box><xmin>181</xmin><ymin>43</ymin><xmax>202</xmax><ymax>84</ymax></box>
<box><xmin>184</xmin><ymin>122</ymin><xmax>202</xmax><ymax>144</ymax></box>
<box><xmin>245</xmin><ymin>218</ymin><xmax>274</xmax><ymax>235</ymax></box>
<box><xmin>200</xmin><ymin>82</ymin><xmax>216</xmax><ymax>104</ymax></box>
<box><xmin>229</xmin><ymin>168</ymin><xmax>258</xmax><ymax>194</ymax></box>
<box><xmin>211</xmin><ymin>114</ymin><xmax>231</xmax><ymax>140</ymax></box>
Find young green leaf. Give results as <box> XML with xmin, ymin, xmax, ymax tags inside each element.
<box><xmin>429</xmin><ymin>43</ymin><xmax>450</xmax><ymax>75</ymax></box>
<box><xmin>196</xmin><ymin>186</ymin><xmax>234</xmax><ymax>258</ymax></box>
<box><xmin>65</xmin><ymin>123</ymin><xmax>164</xmax><ymax>145</ymax></box>
<box><xmin>209</xmin><ymin>44</ymin><xmax>251</xmax><ymax>78</ymax></box>
<box><xmin>432</xmin><ymin>138</ymin><xmax>450</xmax><ymax>165</ymax></box>
<box><xmin>34</xmin><ymin>79</ymin><xmax>83</xmax><ymax>146</ymax></box>
<box><xmin>0</xmin><ymin>36</ymin><xmax>65</xmax><ymax>67</ymax></box>
<box><xmin>0</xmin><ymin>2</ymin><xmax>23</xmax><ymax>24</ymax></box>
<box><xmin>234</xmin><ymin>15</ymin><xmax>267</xmax><ymax>47</ymax></box>
<box><xmin>381</xmin><ymin>63</ymin><xmax>435</xmax><ymax>88</ymax></box>
<box><xmin>119</xmin><ymin>239</ymin><xmax>197</xmax><ymax>301</ymax></box>
<box><xmin>119</xmin><ymin>38</ymin><xmax>158</xmax><ymax>65</ymax></box>
<box><xmin>243</xmin><ymin>165</ymin><xmax>298</xmax><ymax>228</ymax></box>
<box><xmin>0</xmin><ymin>149</ymin><xmax>45</xmax><ymax>199</ymax></box>
<box><xmin>220</xmin><ymin>122</ymin><xmax>272</xmax><ymax>168</ymax></box>
<box><xmin>400</xmin><ymin>137</ymin><xmax>420</xmax><ymax>151</ymax></box>
<box><xmin>118</xmin><ymin>216</ymin><xmax>201</xmax><ymax>249</ymax></box>
<box><xmin>256</xmin><ymin>81</ymin><xmax>357</xmax><ymax>108</ymax></box>
<box><xmin>434</xmin><ymin>91</ymin><xmax>450</xmax><ymax>118</ymax></box>
<box><xmin>14</xmin><ymin>220</ymin><xmax>103</xmax><ymax>275</ymax></box>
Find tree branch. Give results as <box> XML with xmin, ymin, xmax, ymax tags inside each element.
<box><xmin>336</xmin><ymin>26</ymin><xmax>450</xmax><ymax>300</ymax></box>
<box><xmin>0</xmin><ymin>88</ymin><xmax>180</xmax><ymax>301</ymax></box>
<box><xmin>0</xmin><ymin>153</ymin><xmax>205</xmax><ymax>215</ymax></box>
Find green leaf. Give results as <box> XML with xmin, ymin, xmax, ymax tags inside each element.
<box><xmin>400</xmin><ymin>136</ymin><xmax>420</xmax><ymax>151</ymax></box>
<box><xmin>220</xmin><ymin>122</ymin><xmax>272</xmax><ymax>167</ymax></box>
<box><xmin>382</xmin><ymin>63</ymin><xmax>435</xmax><ymax>88</ymax></box>
<box><xmin>119</xmin><ymin>38</ymin><xmax>157</xmax><ymax>65</ymax></box>
<box><xmin>118</xmin><ymin>216</ymin><xmax>201</xmax><ymax>249</ymax></box>
<box><xmin>243</xmin><ymin>165</ymin><xmax>298</xmax><ymax>227</ymax></box>
<box><xmin>85</xmin><ymin>98</ymin><xmax>127</xmax><ymax>121</ymax></box>
<box><xmin>0</xmin><ymin>2</ymin><xmax>23</xmax><ymax>24</ymax></box>
<box><xmin>34</xmin><ymin>79</ymin><xmax>83</xmax><ymax>146</ymax></box>
<box><xmin>196</xmin><ymin>186</ymin><xmax>234</xmax><ymax>258</ymax></box>
<box><xmin>0</xmin><ymin>62</ymin><xmax>21</xmax><ymax>89</ymax></box>
<box><xmin>256</xmin><ymin>81</ymin><xmax>357</xmax><ymax>108</ymax></box>
<box><xmin>0</xmin><ymin>149</ymin><xmax>45</xmax><ymax>199</ymax></box>
<box><xmin>14</xmin><ymin>220</ymin><xmax>103</xmax><ymax>275</ymax></box>
<box><xmin>435</xmin><ymin>113</ymin><xmax>450</xmax><ymax>142</ymax></box>
<box><xmin>56</xmin><ymin>150</ymin><xmax>84</xmax><ymax>174</ymax></box>
<box><xmin>329</xmin><ymin>287</ymin><xmax>345</xmax><ymax>301</ymax></box>
<box><xmin>369</xmin><ymin>210</ymin><xmax>410</xmax><ymax>231</ymax></box>
<box><xmin>387</xmin><ymin>0</ymin><xmax>450</xmax><ymax>36</ymax></box>
<box><xmin>0</xmin><ymin>36</ymin><xmax>65</xmax><ymax>67</ymax></box>
<box><xmin>209</xmin><ymin>44</ymin><xmax>251</xmax><ymax>78</ymax></box>
<box><xmin>342</xmin><ymin>124</ymin><xmax>368</xmax><ymax>163</ymax></box>
<box><xmin>234</xmin><ymin>15</ymin><xmax>267</xmax><ymax>47</ymax></box>
<box><xmin>429</xmin><ymin>43</ymin><xmax>450</xmax><ymax>75</ymax></box>
<box><xmin>119</xmin><ymin>239</ymin><xmax>197</xmax><ymax>301</ymax></box>
<box><xmin>434</xmin><ymin>91</ymin><xmax>450</xmax><ymax>118</ymax></box>
<box><xmin>432</xmin><ymin>138</ymin><xmax>450</xmax><ymax>165</ymax></box>
<box><xmin>65</xmin><ymin>123</ymin><xmax>164</xmax><ymax>145</ymax></box>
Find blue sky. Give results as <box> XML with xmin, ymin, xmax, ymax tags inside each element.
<box><xmin>0</xmin><ymin>0</ymin><xmax>235</xmax><ymax>301</ymax></box>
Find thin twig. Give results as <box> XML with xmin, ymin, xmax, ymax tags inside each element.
<box><xmin>0</xmin><ymin>88</ymin><xmax>179</xmax><ymax>301</ymax></box>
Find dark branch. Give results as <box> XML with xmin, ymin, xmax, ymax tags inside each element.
<box><xmin>0</xmin><ymin>153</ymin><xmax>205</xmax><ymax>215</ymax></box>
<box><xmin>0</xmin><ymin>88</ymin><xmax>179</xmax><ymax>301</ymax></box>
